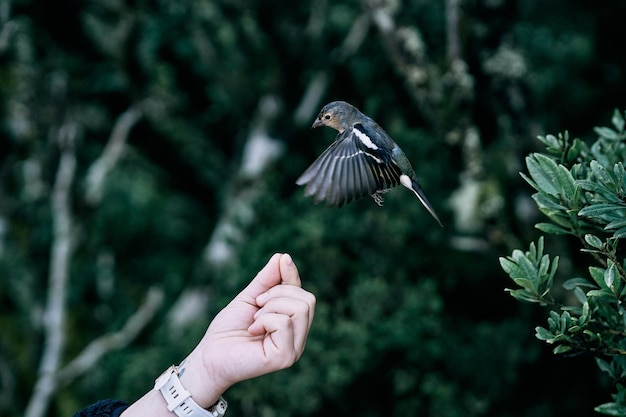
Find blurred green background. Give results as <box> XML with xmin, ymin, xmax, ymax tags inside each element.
<box><xmin>1</xmin><ymin>0</ymin><xmax>625</xmax><ymax>416</ymax></box>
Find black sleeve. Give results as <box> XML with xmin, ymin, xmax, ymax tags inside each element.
<box><xmin>73</xmin><ymin>400</ymin><xmax>130</xmax><ymax>417</ymax></box>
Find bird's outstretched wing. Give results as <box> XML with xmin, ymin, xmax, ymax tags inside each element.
<box><xmin>296</xmin><ymin>125</ymin><xmax>402</xmax><ymax>207</ymax></box>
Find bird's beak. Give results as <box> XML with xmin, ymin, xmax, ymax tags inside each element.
<box><xmin>311</xmin><ymin>118</ymin><xmax>324</xmax><ymax>129</ymax></box>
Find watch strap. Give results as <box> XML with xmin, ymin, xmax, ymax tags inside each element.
<box><xmin>154</xmin><ymin>366</ymin><xmax>227</xmax><ymax>417</ymax></box>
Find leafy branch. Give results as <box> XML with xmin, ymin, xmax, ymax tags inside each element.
<box><xmin>500</xmin><ymin>109</ymin><xmax>626</xmax><ymax>416</ymax></box>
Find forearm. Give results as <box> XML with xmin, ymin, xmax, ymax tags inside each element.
<box><xmin>120</xmin><ymin>390</ymin><xmax>171</xmax><ymax>417</ymax></box>
<box><xmin>121</xmin><ymin>356</ymin><xmax>227</xmax><ymax>417</ymax></box>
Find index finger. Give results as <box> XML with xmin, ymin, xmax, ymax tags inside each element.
<box><xmin>279</xmin><ymin>254</ymin><xmax>301</xmax><ymax>287</ymax></box>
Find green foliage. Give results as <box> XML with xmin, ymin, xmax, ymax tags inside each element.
<box><xmin>501</xmin><ymin>110</ymin><xmax>626</xmax><ymax>415</ymax></box>
<box><xmin>500</xmin><ymin>237</ymin><xmax>559</xmax><ymax>304</ymax></box>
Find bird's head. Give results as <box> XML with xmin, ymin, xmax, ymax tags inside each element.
<box><xmin>311</xmin><ymin>101</ymin><xmax>360</xmax><ymax>133</ymax></box>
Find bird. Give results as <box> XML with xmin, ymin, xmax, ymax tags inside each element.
<box><xmin>296</xmin><ymin>101</ymin><xmax>442</xmax><ymax>226</ymax></box>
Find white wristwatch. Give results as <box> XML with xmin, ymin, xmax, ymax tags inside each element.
<box><xmin>154</xmin><ymin>365</ymin><xmax>228</xmax><ymax>417</ymax></box>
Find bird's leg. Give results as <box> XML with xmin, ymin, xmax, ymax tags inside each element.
<box><xmin>371</xmin><ymin>189</ymin><xmax>390</xmax><ymax>206</ymax></box>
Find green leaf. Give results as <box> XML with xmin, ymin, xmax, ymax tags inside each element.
<box><xmin>612</xmin><ymin>108</ymin><xmax>625</xmax><ymax>133</ymax></box>
<box><xmin>538</xmin><ymin>134</ymin><xmax>561</xmax><ymax>150</ymax></box>
<box><xmin>614</xmin><ymin>162</ymin><xmax>626</xmax><ymax>182</ymax></box>
<box><xmin>535</xmin><ymin>326</ymin><xmax>554</xmax><ymax>341</ymax></box>
<box><xmin>584</xmin><ymin>234</ymin><xmax>604</xmax><ymax>249</ymax></box>
<box><xmin>595</xmin><ymin>126</ymin><xmax>621</xmax><ymax>141</ymax></box>
<box><xmin>532</xmin><ymin>192</ymin><xmax>568</xmax><ymax>211</ymax></box>
<box><xmin>506</xmin><ymin>289</ymin><xmax>542</xmax><ymax>303</ymax></box>
<box><xmin>566</xmin><ymin>138</ymin><xmax>584</xmax><ymax>162</ymax></box>
<box><xmin>539</xmin><ymin>207</ymin><xmax>574</xmax><ymax>228</ymax></box>
<box><xmin>580</xmin><ymin>301</ymin><xmax>591</xmax><ymax>324</ymax></box>
<box><xmin>526</xmin><ymin>154</ymin><xmax>561</xmax><ymax>197</ymax></box>
<box><xmin>535</xmin><ymin>222</ymin><xmax>572</xmax><ymax>235</ymax></box>
<box><xmin>568</xmin><ymin>325</ymin><xmax>581</xmax><ymax>333</ymax></box>
<box><xmin>590</xmin><ymin>160</ymin><xmax>616</xmax><ymax>186</ymax></box>
<box><xmin>577</xmin><ymin>179</ymin><xmax>615</xmax><ymax>196</ymax></box>
<box><xmin>573</xmin><ymin>287</ymin><xmax>587</xmax><ymax>304</ymax></box>
<box><xmin>590</xmin><ymin>266</ymin><xmax>607</xmax><ymax>288</ymax></box>
<box><xmin>537</xmin><ymin>254</ymin><xmax>550</xmax><ymax>277</ymax></box>
<box><xmin>605</xmin><ymin>261</ymin><xmax>618</xmax><ymax>288</ymax></box>
<box><xmin>512</xmin><ymin>277</ymin><xmax>535</xmax><ymax>290</ymax></box>
<box><xmin>595</xmin><ymin>402</ymin><xmax>626</xmax><ymax>416</ymax></box>
<box><xmin>557</xmin><ymin>164</ymin><xmax>578</xmax><ymax>200</ymax></box>
<box><xmin>517</xmin><ymin>256</ymin><xmax>540</xmax><ymax>283</ymax></box>
<box><xmin>536</xmin><ymin>236</ymin><xmax>544</xmax><ymax>258</ymax></box>
<box><xmin>579</xmin><ymin>203</ymin><xmax>625</xmax><ymax>218</ymax></box>
<box><xmin>499</xmin><ymin>257</ymin><xmax>520</xmax><ymax>277</ymax></box>
<box><xmin>586</xmin><ymin>289</ymin><xmax>616</xmax><ymax>301</ymax></box>
<box><xmin>519</xmin><ymin>172</ymin><xmax>539</xmax><ymax>191</ymax></box>
<box><xmin>606</xmin><ymin>219</ymin><xmax>626</xmax><ymax>230</ymax></box>
<box><xmin>547</xmin><ymin>311</ymin><xmax>558</xmax><ymax>329</ymax></box>
<box><xmin>553</xmin><ymin>344</ymin><xmax>574</xmax><ymax>354</ymax></box>
<box><xmin>560</xmin><ymin>310</ymin><xmax>572</xmax><ymax>330</ymax></box>
<box><xmin>596</xmin><ymin>358</ymin><xmax>613</xmax><ymax>375</ymax></box>
<box><xmin>500</xmin><ymin>256</ymin><xmax>535</xmax><ymax>282</ymax></box>
<box><xmin>562</xmin><ymin>277</ymin><xmax>596</xmax><ymax>290</ymax></box>
<box><xmin>613</xmin><ymin>227</ymin><xmax>626</xmax><ymax>239</ymax></box>
<box><xmin>548</xmin><ymin>255</ymin><xmax>559</xmax><ymax>279</ymax></box>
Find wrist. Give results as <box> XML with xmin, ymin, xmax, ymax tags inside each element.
<box><xmin>177</xmin><ymin>356</ymin><xmax>227</xmax><ymax>409</ymax></box>
<box><xmin>120</xmin><ymin>357</ymin><xmax>229</xmax><ymax>417</ymax></box>
<box><xmin>153</xmin><ymin>364</ymin><xmax>227</xmax><ymax>417</ymax></box>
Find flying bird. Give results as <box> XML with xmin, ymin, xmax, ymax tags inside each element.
<box><xmin>296</xmin><ymin>101</ymin><xmax>442</xmax><ymax>226</ymax></box>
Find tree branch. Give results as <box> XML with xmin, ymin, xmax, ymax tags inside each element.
<box><xmin>25</xmin><ymin>105</ymin><xmax>149</xmax><ymax>417</ymax></box>
<box><xmin>294</xmin><ymin>10</ymin><xmax>370</xmax><ymax>126</ymax></box>
<box><xmin>0</xmin><ymin>0</ymin><xmax>16</xmax><ymax>55</ymax></box>
<box><xmin>365</xmin><ymin>0</ymin><xmax>438</xmax><ymax>123</ymax></box>
<box><xmin>446</xmin><ymin>0</ymin><xmax>462</xmax><ymax>62</ymax></box>
<box><xmin>85</xmin><ymin>104</ymin><xmax>143</xmax><ymax>205</ymax></box>
<box><xmin>202</xmin><ymin>95</ymin><xmax>284</xmax><ymax>269</ymax></box>
<box><xmin>25</xmin><ymin>122</ymin><xmax>78</xmax><ymax>417</ymax></box>
<box><xmin>56</xmin><ymin>287</ymin><xmax>164</xmax><ymax>386</ymax></box>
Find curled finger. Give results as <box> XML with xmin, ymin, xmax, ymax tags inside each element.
<box><xmin>248</xmin><ymin>313</ymin><xmax>300</xmax><ymax>369</ymax></box>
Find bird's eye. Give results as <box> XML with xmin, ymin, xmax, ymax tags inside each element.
<box><xmin>324</xmin><ymin>114</ymin><xmax>331</xmax><ymax>120</ymax></box>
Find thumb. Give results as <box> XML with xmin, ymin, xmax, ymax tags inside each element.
<box><xmin>279</xmin><ymin>253</ymin><xmax>301</xmax><ymax>287</ymax></box>
<box><xmin>237</xmin><ymin>253</ymin><xmax>283</xmax><ymax>302</ymax></box>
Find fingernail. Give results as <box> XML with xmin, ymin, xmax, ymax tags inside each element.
<box><xmin>283</xmin><ymin>253</ymin><xmax>293</xmax><ymax>266</ymax></box>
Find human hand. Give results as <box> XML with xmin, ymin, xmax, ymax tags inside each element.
<box><xmin>180</xmin><ymin>253</ymin><xmax>316</xmax><ymax>408</ymax></box>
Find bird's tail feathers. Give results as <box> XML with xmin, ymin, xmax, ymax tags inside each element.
<box><xmin>410</xmin><ymin>179</ymin><xmax>443</xmax><ymax>227</ymax></box>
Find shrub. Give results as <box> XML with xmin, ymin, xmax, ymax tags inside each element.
<box><xmin>501</xmin><ymin>110</ymin><xmax>626</xmax><ymax>416</ymax></box>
